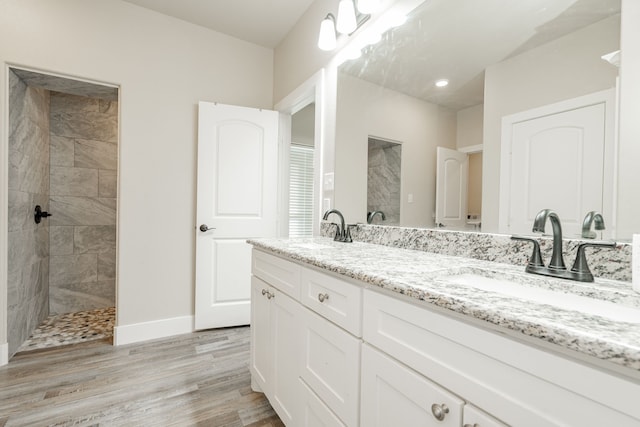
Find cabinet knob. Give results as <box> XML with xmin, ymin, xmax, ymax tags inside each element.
<box><xmin>431</xmin><ymin>403</ymin><xmax>449</xmax><ymax>421</ymax></box>
<box><xmin>318</xmin><ymin>293</ymin><xmax>330</xmax><ymax>303</ymax></box>
<box><xmin>262</xmin><ymin>289</ymin><xmax>268</xmax><ymax>296</ymax></box>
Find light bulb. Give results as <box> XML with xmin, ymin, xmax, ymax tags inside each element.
<box><xmin>435</xmin><ymin>79</ymin><xmax>449</xmax><ymax>88</ymax></box>
<box><xmin>357</xmin><ymin>0</ymin><xmax>382</xmax><ymax>14</ymax></box>
<box><xmin>318</xmin><ymin>15</ymin><xmax>337</xmax><ymax>51</ymax></box>
<box><xmin>336</xmin><ymin>0</ymin><xmax>357</xmax><ymax>34</ymax></box>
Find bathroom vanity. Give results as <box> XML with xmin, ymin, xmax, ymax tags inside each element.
<box><xmin>249</xmin><ymin>236</ymin><xmax>640</xmax><ymax>427</ymax></box>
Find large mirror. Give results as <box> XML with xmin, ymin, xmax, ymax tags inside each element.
<box><xmin>333</xmin><ymin>0</ymin><xmax>626</xmax><ymax>238</ymax></box>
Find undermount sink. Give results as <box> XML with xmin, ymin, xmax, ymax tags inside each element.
<box><xmin>434</xmin><ymin>268</ymin><xmax>640</xmax><ymax>324</ymax></box>
<box><xmin>288</xmin><ymin>242</ymin><xmax>335</xmax><ymax>250</ymax></box>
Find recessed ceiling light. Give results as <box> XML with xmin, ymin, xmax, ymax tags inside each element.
<box><xmin>435</xmin><ymin>79</ymin><xmax>449</xmax><ymax>88</ymax></box>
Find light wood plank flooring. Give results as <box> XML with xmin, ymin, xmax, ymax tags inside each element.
<box><xmin>0</xmin><ymin>326</ymin><xmax>283</xmax><ymax>427</ymax></box>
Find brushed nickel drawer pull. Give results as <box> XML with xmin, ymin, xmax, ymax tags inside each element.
<box><xmin>318</xmin><ymin>293</ymin><xmax>329</xmax><ymax>303</ymax></box>
<box><xmin>431</xmin><ymin>403</ymin><xmax>449</xmax><ymax>421</ymax></box>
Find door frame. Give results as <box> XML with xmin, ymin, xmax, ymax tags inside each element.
<box><xmin>274</xmin><ymin>70</ymin><xmax>326</xmax><ymax>237</ymax></box>
<box><xmin>0</xmin><ymin>64</ymin><xmax>121</xmax><ymax>365</ymax></box>
<box><xmin>498</xmin><ymin>88</ymin><xmax>617</xmax><ymax>237</ymax></box>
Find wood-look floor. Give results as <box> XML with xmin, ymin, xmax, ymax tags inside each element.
<box><xmin>0</xmin><ymin>326</ymin><xmax>284</xmax><ymax>427</ymax></box>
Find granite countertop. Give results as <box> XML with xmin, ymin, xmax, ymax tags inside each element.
<box><xmin>248</xmin><ymin>237</ymin><xmax>640</xmax><ymax>373</ymax></box>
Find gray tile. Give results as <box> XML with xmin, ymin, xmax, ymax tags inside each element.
<box><xmin>99</xmin><ymin>100</ymin><xmax>118</xmax><ymax>115</ymax></box>
<box><xmin>98</xmin><ymin>251</ymin><xmax>116</xmax><ymax>281</ymax></box>
<box><xmin>98</xmin><ymin>169</ymin><xmax>117</xmax><ymax>198</ymax></box>
<box><xmin>8</xmin><ymin>190</ymin><xmax>32</xmax><ymax>232</ymax></box>
<box><xmin>49</xmin><ymin>286</ymin><xmax>114</xmax><ymax>315</ymax></box>
<box><xmin>51</xmin><ymin>111</ymin><xmax>117</xmax><ymax>142</ymax></box>
<box><xmin>13</xmin><ymin>68</ymin><xmax>118</xmax><ymax>101</ymax></box>
<box><xmin>50</xmin><ymin>254</ymin><xmax>97</xmax><ymax>286</ymax></box>
<box><xmin>50</xmin><ymin>135</ymin><xmax>74</xmax><ymax>167</ymax></box>
<box><xmin>50</xmin><ymin>226</ymin><xmax>74</xmax><ymax>255</ymax></box>
<box><xmin>74</xmin><ymin>226</ymin><xmax>116</xmax><ymax>254</ymax></box>
<box><xmin>8</xmin><ymin>125</ymin><xmax>50</xmax><ymax>194</ymax></box>
<box><xmin>50</xmin><ymin>196</ymin><xmax>116</xmax><ymax>226</ymax></box>
<box><xmin>74</xmin><ymin>139</ymin><xmax>117</xmax><ymax>170</ymax></box>
<box><xmin>50</xmin><ymin>166</ymin><xmax>98</xmax><ymax>197</ymax></box>
<box><xmin>50</xmin><ymin>92</ymin><xmax>99</xmax><ymax>114</ymax></box>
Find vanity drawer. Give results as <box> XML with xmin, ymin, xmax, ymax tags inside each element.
<box><xmin>300</xmin><ymin>267</ymin><xmax>362</xmax><ymax>336</ymax></box>
<box><xmin>300</xmin><ymin>378</ymin><xmax>347</xmax><ymax>427</ymax></box>
<box><xmin>361</xmin><ymin>344</ymin><xmax>464</xmax><ymax>427</ymax></box>
<box><xmin>300</xmin><ymin>307</ymin><xmax>361</xmax><ymax>427</ymax></box>
<box><xmin>251</xmin><ymin>249</ymin><xmax>300</xmax><ymax>300</ymax></box>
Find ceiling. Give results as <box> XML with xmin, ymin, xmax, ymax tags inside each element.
<box><xmin>340</xmin><ymin>0</ymin><xmax>621</xmax><ymax>110</ymax></box>
<box><xmin>122</xmin><ymin>0</ymin><xmax>316</xmax><ymax>48</ymax></box>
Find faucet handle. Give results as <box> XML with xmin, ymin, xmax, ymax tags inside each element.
<box><xmin>342</xmin><ymin>224</ymin><xmax>356</xmax><ymax>243</ymax></box>
<box><xmin>511</xmin><ymin>236</ymin><xmax>544</xmax><ymax>268</ymax></box>
<box><xmin>570</xmin><ymin>241</ymin><xmax>616</xmax><ymax>281</ymax></box>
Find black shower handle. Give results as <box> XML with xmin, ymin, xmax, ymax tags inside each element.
<box><xmin>34</xmin><ymin>205</ymin><xmax>52</xmax><ymax>224</ymax></box>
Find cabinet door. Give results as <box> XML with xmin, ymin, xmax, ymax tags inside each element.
<box><xmin>463</xmin><ymin>404</ymin><xmax>508</xmax><ymax>427</ymax></box>
<box><xmin>300</xmin><ymin>308</ymin><xmax>361</xmax><ymax>426</ymax></box>
<box><xmin>361</xmin><ymin>344</ymin><xmax>464</xmax><ymax>427</ymax></box>
<box><xmin>270</xmin><ymin>287</ymin><xmax>302</xmax><ymax>425</ymax></box>
<box><xmin>250</xmin><ymin>277</ymin><xmax>271</xmax><ymax>394</ymax></box>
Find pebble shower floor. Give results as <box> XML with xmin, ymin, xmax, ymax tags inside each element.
<box><xmin>17</xmin><ymin>307</ymin><xmax>115</xmax><ymax>352</ymax></box>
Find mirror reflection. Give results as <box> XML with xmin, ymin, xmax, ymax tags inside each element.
<box><xmin>333</xmin><ymin>0</ymin><xmax>621</xmax><ymax>238</ymax></box>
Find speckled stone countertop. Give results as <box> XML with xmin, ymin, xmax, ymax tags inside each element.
<box><xmin>248</xmin><ymin>237</ymin><xmax>640</xmax><ymax>374</ymax></box>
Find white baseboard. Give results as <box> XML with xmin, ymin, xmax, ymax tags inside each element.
<box><xmin>0</xmin><ymin>342</ymin><xmax>8</xmax><ymax>366</ymax></box>
<box><xmin>113</xmin><ymin>315</ymin><xmax>194</xmax><ymax>346</ymax></box>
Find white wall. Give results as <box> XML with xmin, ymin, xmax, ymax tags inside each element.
<box><xmin>0</xmin><ymin>0</ymin><xmax>273</xmax><ymax>348</ymax></box>
<box><xmin>274</xmin><ymin>0</ymin><xmax>337</xmax><ymax>104</ymax></box>
<box><xmin>456</xmin><ymin>104</ymin><xmax>483</xmax><ymax>149</ymax></box>
<box><xmin>334</xmin><ymin>73</ymin><xmax>456</xmax><ymax>227</ymax></box>
<box><xmin>617</xmin><ymin>0</ymin><xmax>640</xmax><ymax>239</ymax></box>
<box><xmin>482</xmin><ymin>15</ymin><xmax>620</xmax><ymax>232</ymax></box>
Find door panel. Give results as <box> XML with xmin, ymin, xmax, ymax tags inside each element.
<box><xmin>508</xmin><ymin>103</ymin><xmax>605</xmax><ymax>236</ymax></box>
<box><xmin>196</xmin><ymin>102</ymin><xmax>279</xmax><ymax>329</ymax></box>
<box><xmin>435</xmin><ymin>147</ymin><xmax>469</xmax><ymax>228</ymax></box>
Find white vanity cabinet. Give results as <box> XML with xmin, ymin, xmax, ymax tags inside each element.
<box><xmin>251</xmin><ymin>247</ymin><xmax>640</xmax><ymax>427</ymax></box>
<box><xmin>251</xmin><ymin>249</ymin><xmax>361</xmax><ymax>426</ymax></box>
<box><xmin>250</xmin><ymin>277</ymin><xmax>302</xmax><ymax>425</ymax></box>
<box><xmin>250</xmin><ymin>251</ymin><xmax>303</xmax><ymax>425</ymax></box>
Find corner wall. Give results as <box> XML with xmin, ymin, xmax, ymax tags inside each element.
<box><xmin>7</xmin><ymin>70</ymin><xmax>50</xmax><ymax>358</ymax></box>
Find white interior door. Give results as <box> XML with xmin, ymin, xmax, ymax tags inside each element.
<box><xmin>435</xmin><ymin>147</ymin><xmax>468</xmax><ymax>228</ymax></box>
<box><xmin>195</xmin><ymin>102</ymin><xmax>279</xmax><ymax>330</ymax></box>
<box><xmin>504</xmin><ymin>103</ymin><xmax>607</xmax><ymax>237</ymax></box>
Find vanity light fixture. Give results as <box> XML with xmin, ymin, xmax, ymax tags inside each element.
<box><xmin>318</xmin><ymin>13</ymin><xmax>338</xmax><ymax>51</ymax></box>
<box><xmin>357</xmin><ymin>0</ymin><xmax>382</xmax><ymax>14</ymax></box>
<box><xmin>435</xmin><ymin>79</ymin><xmax>449</xmax><ymax>88</ymax></box>
<box><xmin>337</xmin><ymin>0</ymin><xmax>358</xmax><ymax>34</ymax></box>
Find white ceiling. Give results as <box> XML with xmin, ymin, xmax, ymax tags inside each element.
<box><xmin>122</xmin><ymin>0</ymin><xmax>316</xmax><ymax>48</ymax></box>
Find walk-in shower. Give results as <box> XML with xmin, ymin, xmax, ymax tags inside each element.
<box><xmin>7</xmin><ymin>68</ymin><xmax>119</xmax><ymax>358</ymax></box>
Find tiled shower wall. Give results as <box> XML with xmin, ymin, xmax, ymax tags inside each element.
<box><xmin>367</xmin><ymin>141</ymin><xmax>401</xmax><ymax>225</ymax></box>
<box><xmin>7</xmin><ymin>70</ymin><xmax>50</xmax><ymax>357</ymax></box>
<box><xmin>49</xmin><ymin>92</ymin><xmax>117</xmax><ymax>314</ymax></box>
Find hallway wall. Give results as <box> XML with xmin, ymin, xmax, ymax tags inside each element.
<box><xmin>49</xmin><ymin>92</ymin><xmax>118</xmax><ymax>314</ymax></box>
<box><xmin>7</xmin><ymin>70</ymin><xmax>50</xmax><ymax>358</ymax></box>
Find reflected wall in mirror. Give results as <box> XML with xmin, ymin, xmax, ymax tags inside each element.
<box><xmin>368</xmin><ymin>137</ymin><xmax>401</xmax><ymax>225</ymax></box>
<box><xmin>333</xmin><ymin>0</ymin><xmax>624</xmax><ymax>237</ymax></box>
